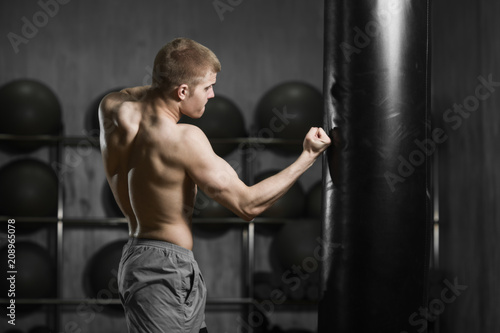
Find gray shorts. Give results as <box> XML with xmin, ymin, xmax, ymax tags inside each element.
<box><xmin>118</xmin><ymin>237</ymin><xmax>207</xmax><ymax>333</ymax></box>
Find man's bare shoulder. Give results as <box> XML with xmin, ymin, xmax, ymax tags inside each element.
<box><xmin>99</xmin><ymin>89</ymin><xmax>142</xmax><ymax>134</ymax></box>
<box><xmin>177</xmin><ymin>122</ymin><xmax>203</xmax><ymax>135</ymax></box>
<box><xmin>176</xmin><ymin>123</ymin><xmax>211</xmax><ymax>145</ymax></box>
<box><xmin>99</xmin><ymin>89</ymin><xmax>135</xmax><ymax>115</ymax></box>
<box><xmin>171</xmin><ymin>123</ymin><xmax>215</xmax><ymax>159</ymax></box>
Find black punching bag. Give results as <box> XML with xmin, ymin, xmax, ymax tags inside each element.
<box><xmin>319</xmin><ymin>1</ymin><xmax>432</xmax><ymax>332</ymax></box>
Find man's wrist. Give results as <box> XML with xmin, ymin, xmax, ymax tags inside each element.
<box><xmin>298</xmin><ymin>149</ymin><xmax>318</xmax><ymax>168</ymax></box>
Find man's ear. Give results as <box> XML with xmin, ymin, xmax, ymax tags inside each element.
<box><xmin>177</xmin><ymin>84</ymin><xmax>189</xmax><ymax>100</ymax></box>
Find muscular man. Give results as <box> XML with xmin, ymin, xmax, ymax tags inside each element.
<box><xmin>99</xmin><ymin>38</ymin><xmax>331</xmax><ymax>333</ymax></box>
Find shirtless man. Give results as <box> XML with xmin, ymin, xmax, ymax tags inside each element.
<box><xmin>99</xmin><ymin>38</ymin><xmax>331</xmax><ymax>333</ymax></box>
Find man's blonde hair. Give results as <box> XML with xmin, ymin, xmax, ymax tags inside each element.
<box><xmin>152</xmin><ymin>38</ymin><xmax>221</xmax><ymax>91</ymax></box>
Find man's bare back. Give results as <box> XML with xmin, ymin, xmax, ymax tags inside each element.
<box><xmin>99</xmin><ymin>70</ymin><xmax>216</xmax><ymax>249</ymax></box>
<box><xmin>99</xmin><ymin>70</ymin><xmax>331</xmax><ymax>251</ymax></box>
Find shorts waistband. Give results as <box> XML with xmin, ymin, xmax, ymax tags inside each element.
<box><xmin>127</xmin><ymin>237</ymin><xmax>194</xmax><ymax>259</ymax></box>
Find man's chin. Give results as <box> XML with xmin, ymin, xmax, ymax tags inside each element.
<box><xmin>197</xmin><ymin>107</ymin><xmax>206</xmax><ymax>118</ymax></box>
<box><xmin>183</xmin><ymin>107</ymin><xmax>205</xmax><ymax>119</ymax></box>
<box><xmin>189</xmin><ymin>112</ymin><xmax>204</xmax><ymax>120</ymax></box>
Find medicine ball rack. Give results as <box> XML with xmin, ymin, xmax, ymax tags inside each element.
<box><xmin>0</xmin><ymin>133</ymin><xmax>320</xmax><ymax>332</ymax></box>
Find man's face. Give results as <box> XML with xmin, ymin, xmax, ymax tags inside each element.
<box><xmin>184</xmin><ymin>71</ymin><xmax>217</xmax><ymax>118</ymax></box>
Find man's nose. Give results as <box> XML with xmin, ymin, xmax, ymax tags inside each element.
<box><xmin>208</xmin><ymin>88</ymin><xmax>215</xmax><ymax>99</ymax></box>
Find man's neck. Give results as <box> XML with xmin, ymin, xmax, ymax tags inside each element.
<box><xmin>145</xmin><ymin>87</ymin><xmax>182</xmax><ymax>123</ymax></box>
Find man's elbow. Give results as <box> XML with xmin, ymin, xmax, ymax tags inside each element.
<box><xmin>239</xmin><ymin>213</ymin><xmax>256</xmax><ymax>222</ymax></box>
<box><xmin>239</xmin><ymin>205</ymin><xmax>262</xmax><ymax>222</ymax></box>
<box><xmin>239</xmin><ymin>215</ymin><xmax>254</xmax><ymax>222</ymax></box>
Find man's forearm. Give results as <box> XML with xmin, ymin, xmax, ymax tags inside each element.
<box><xmin>245</xmin><ymin>151</ymin><xmax>318</xmax><ymax>217</ymax></box>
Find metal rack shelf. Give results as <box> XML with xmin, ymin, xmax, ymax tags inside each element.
<box><xmin>0</xmin><ymin>134</ymin><xmax>302</xmax><ymax>146</ymax></box>
<box><xmin>0</xmin><ymin>297</ymin><xmax>254</xmax><ymax>306</ymax></box>
<box><xmin>0</xmin><ymin>297</ymin><xmax>318</xmax><ymax>306</ymax></box>
<box><xmin>0</xmin><ymin>216</ymin><xmax>312</xmax><ymax>226</ymax></box>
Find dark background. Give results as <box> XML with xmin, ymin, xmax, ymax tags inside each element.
<box><xmin>0</xmin><ymin>0</ymin><xmax>499</xmax><ymax>332</ymax></box>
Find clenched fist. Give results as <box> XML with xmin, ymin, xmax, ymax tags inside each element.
<box><xmin>303</xmin><ymin>127</ymin><xmax>331</xmax><ymax>156</ymax></box>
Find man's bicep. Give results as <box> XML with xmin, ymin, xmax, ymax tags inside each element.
<box><xmin>187</xmin><ymin>146</ymin><xmax>242</xmax><ymax>194</ymax></box>
<box><xmin>182</xmin><ymin>129</ymin><xmax>246</xmax><ymax>197</ymax></box>
<box><xmin>181</xmin><ymin>127</ymin><xmax>255</xmax><ymax>220</ymax></box>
